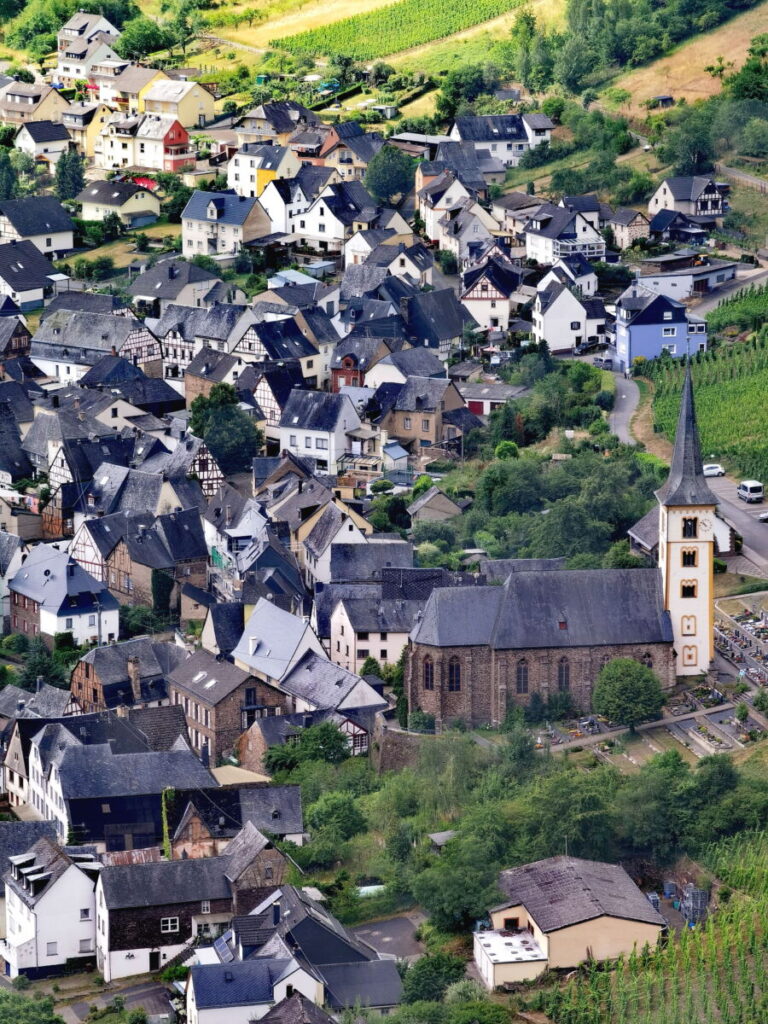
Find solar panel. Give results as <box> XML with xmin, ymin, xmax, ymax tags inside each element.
<box><xmin>213</xmin><ymin>931</ymin><xmax>234</xmax><ymax>963</ymax></box>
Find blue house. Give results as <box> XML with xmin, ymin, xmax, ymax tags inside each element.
<box><xmin>612</xmin><ymin>285</ymin><xmax>707</xmax><ymax>372</ymax></box>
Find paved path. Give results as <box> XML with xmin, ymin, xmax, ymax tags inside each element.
<box><xmin>608</xmin><ymin>372</ymin><xmax>639</xmax><ymax>443</ymax></box>
<box><xmin>716</xmin><ymin>162</ymin><xmax>768</xmax><ymax>193</ymax></box>
<box><xmin>690</xmin><ymin>266</ymin><xmax>768</xmax><ymax>317</ymax></box>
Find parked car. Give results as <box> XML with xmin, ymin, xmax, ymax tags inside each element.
<box><xmin>593</xmin><ymin>356</ymin><xmax>613</xmax><ymax>370</ymax></box>
<box><xmin>758</xmin><ymin>510</ymin><xmax>768</xmax><ymax>522</ymax></box>
<box><xmin>738</xmin><ymin>480</ymin><xmax>764</xmax><ymax>503</ymax></box>
<box><xmin>703</xmin><ymin>464</ymin><xmax>726</xmax><ymax>477</ymax></box>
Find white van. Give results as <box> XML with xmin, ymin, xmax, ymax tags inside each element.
<box><xmin>738</xmin><ymin>480</ymin><xmax>764</xmax><ymax>503</ymax></box>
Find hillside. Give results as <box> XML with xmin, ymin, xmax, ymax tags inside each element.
<box><xmin>602</xmin><ymin>0</ymin><xmax>768</xmax><ymax>117</ymax></box>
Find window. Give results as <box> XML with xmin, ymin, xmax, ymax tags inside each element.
<box><xmin>682</xmin><ymin>518</ymin><xmax>698</xmax><ymax>538</ymax></box>
<box><xmin>79</xmin><ymin>938</ymin><xmax>92</xmax><ymax>953</ymax></box>
<box><xmin>160</xmin><ymin>917</ymin><xmax>179</xmax><ymax>934</ymax></box>
<box><xmin>305</xmin><ymin>437</ymin><xmax>312</xmax><ymax>448</ymax></box>
<box><xmin>681</xmin><ymin>549</ymin><xmax>697</xmax><ymax>567</ymax></box>
<box><xmin>65</xmin><ymin>617</ymin><xmax>73</xmax><ymax>629</ymax></box>
<box><xmin>358</xmin><ymin>648</ymin><xmax>369</xmax><ymax>658</ymax></box>
<box><xmin>80</xmin><ymin>908</ymin><xmax>91</xmax><ymax>920</ymax></box>
<box><xmin>422</xmin><ymin>419</ymin><xmax>429</xmax><ymax>431</ymax></box>
<box><xmin>681</xmin><ymin>581</ymin><xmax>697</xmax><ymax>598</ymax></box>
<box><xmin>641</xmin><ymin>652</ymin><xmax>654</xmax><ymax>668</ymax></box>
<box><xmin>47</xmin><ymin>942</ymin><xmax>57</xmax><ymax>956</ymax></box>
<box><xmin>663</xmin><ymin>327</ymin><xmax>677</xmax><ymax>337</ymax></box>
<box><xmin>201</xmin><ymin>900</ymin><xmax>210</xmax><ymax>914</ymax></box>
<box><xmin>570</xmin><ymin>321</ymin><xmax>580</xmax><ymax>330</ymax></box>
<box><xmin>88</xmin><ymin>614</ymin><xmax>96</xmax><ymax>626</ymax></box>
<box><xmin>404</xmin><ymin>417</ymin><xmax>412</xmax><ymax>429</ymax></box>
<box><xmin>316</xmin><ymin>438</ymin><xmax>328</xmax><ymax>450</ymax></box>
<box><xmin>448</xmin><ymin>657</ymin><xmax>461</xmax><ymax>692</ymax></box>
<box><xmin>514</xmin><ymin>658</ymin><xmax>530</xmax><ymax>694</ymax></box>
<box><xmin>380</xmin><ymin>632</ymin><xmax>388</xmax><ymax>640</ymax></box>
<box><xmin>557</xmin><ymin>657</ymin><xmax>570</xmax><ymax>692</ymax></box>
<box><xmin>682</xmin><ymin>615</ymin><xmax>696</xmax><ymax>635</ymax></box>
<box><xmin>289</xmin><ymin>434</ymin><xmax>297</xmax><ymax>446</ymax></box>
<box><xmin>663</xmin><ymin>311</ymin><xmax>672</xmax><ymax>320</ymax></box>
<box><xmin>504</xmin><ymin>917</ymin><xmax>519</xmax><ymax>931</ymax></box>
<box><xmin>423</xmin><ymin>656</ymin><xmax>434</xmax><ymax>690</ymax></box>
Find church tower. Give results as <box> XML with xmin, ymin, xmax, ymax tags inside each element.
<box><xmin>656</xmin><ymin>362</ymin><xmax>715</xmax><ymax>676</ymax></box>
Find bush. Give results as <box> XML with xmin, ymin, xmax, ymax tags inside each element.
<box><xmin>409</xmin><ymin>710</ymin><xmax>436</xmax><ymax>733</ymax></box>
<box><xmin>371</xmin><ymin>478</ymin><xmax>395</xmax><ymax>493</ymax></box>
<box><xmin>594</xmin><ymin>389</ymin><xmax>615</xmax><ymax>411</ymax></box>
<box><xmin>11</xmin><ymin>975</ymin><xmax>30</xmax><ymax>990</ymax></box>
<box><xmin>714</xmin><ymin>557</ymin><xmax>727</xmax><ymax>574</ymax></box>
<box><xmin>2</xmin><ymin>633</ymin><xmax>28</xmax><ymax>653</ymax></box>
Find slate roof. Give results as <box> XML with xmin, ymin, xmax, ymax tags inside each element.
<box><xmin>0</xmin><ymin>239</ymin><xmax>57</xmax><ymax>292</ymax></box>
<box><xmin>79</xmin><ymin>637</ymin><xmax>186</xmax><ymax>709</ymax></box>
<box><xmin>190</xmin><ymin>960</ymin><xmax>298</xmax><ymax>1008</ymax></box>
<box><xmin>495</xmin><ymin>856</ymin><xmax>666</xmax><ymax>931</ymax></box>
<box><xmin>479</xmin><ymin>557</ymin><xmax>565</xmax><ymax>582</ymax></box>
<box><xmin>0</xmin><ymin>197</ymin><xmax>72</xmax><ymax>237</ymax></box>
<box><xmin>627</xmin><ymin>506</ymin><xmax>659</xmax><ymax>552</ymax></box>
<box><xmin>168</xmin><ymin>649</ymin><xmax>250</xmax><ymax>705</ymax></box>
<box><xmin>656</xmin><ymin>363</ymin><xmax>716</xmax><ymax>507</ymax></box>
<box><xmin>20</xmin><ymin>120</ymin><xmax>70</xmax><ymax>144</ymax></box>
<box><xmin>232</xmin><ymin>598</ymin><xmax>322</xmax><ymax>681</ymax></box>
<box><xmin>610</xmin><ymin>207</ymin><xmax>648</xmax><ymax>226</ymax></box>
<box><xmin>376</xmin><ymin>348</ymin><xmax>445</xmax><ymax>379</ymax></box>
<box><xmin>404</xmin><ymin>288</ymin><xmax>474</xmax><ymax>345</ymax></box>
<box><xmin>182</xmin><ymin>191</ymin><xmax>259</xmax><ymax>226</ymax></box>
<box><xmin>340</xmin><ymin>596</ymin><xmax>421</xmax><ymax>634</ymax></box>
<box><xmin>153</xmin><ymin>302</ymin><xmax>209</xmax><ymax>342</ymax></box>
<box><xmin>128</xmin><ymin>258</ymin><xmax>219</xmax><ymax>299</ymax></box>
<box><xmin>127</xmin><ymin>704</ymin><xmax>189</xmax><ymax>751</ymax></box>
<box><xmin>77</xmin><ymin>179</ymin><xmax>153</xmax><ymax>207</ymax></box>
<box><xmin>463</xmin><ymin>257</ymin><xmax>525</xmax><ymax>297</ymax></box>
<box><xmin>42</xmin><ymin>291</ymin><xmax>125</xmax><ymax>319</ymax></box>
<box><xmin>411</xmin><ymin>568</ymin><xmax>673</xmax><ymax>649</ymax></box>
<box><xmin>0</xmin><ymin>821</ymin><xmax>58</xmax><ymax>879</ymax></box>
<box><xmin>661</xmin><ymin>176</ymin><xmax>717</xmax><ymax>202</ymax></box>
<box><xmin>57</xmin><ymin>745</ymin><xmax>215</xmax><ymax>803</ymax></box>
<box><xmin>241</xmin><ymin>100</ymin><xmax>319</xmax><ymax>135</ymax></box>
<box><xmin>392</xmin><ymin>376</ymin><xmax>453</xmax><ymax>413</ymax></box>
<box><xmin>329</xmin><ymin>541</ymin><xmax>413</xmax><ymax>582</ymax></box>
<box><xmin>10</xmin><ymin>543</ymin><xmax>117</xmax><ymax>615</ymax></box>
<box><xmin>254</xmin><ymin>319</ymin><xmax>318</xmax><ymax>360</ymax></box>
<box><xmin>0</xmin><ymin>400</ymin><xmax>31</xmax><ymax>479</ymax></box>
<box><xmin>167</xmin><ymin>784</ymin><xmax>303</xmax><ymax>839</ymax></box>
<box><xmin>279</xmin><ymin>650</ymin><xmax>385</xmax><ymax>712</ymax></box>
<box><xmin>452</xmin><ymin>114</ymin><xmax>527</xmax><ymax>142</ymax></box>
<box><xmin>100</xmin><ymin>850</ymin><xmax>234</xmax><ymax>909</ymax></box>
<box><xmin>320</xmin><ymin>960</ymin><xmax>403</xmax><ymax>1009</ymax></box>
<box><xmin>0</xmin><ymin>531</ymin><xmax>23</xmax><ymax>577</ymax></box>
<box><xmin>260</xmin><ymin>992</ymin><xmax>333</xmax><ymax>1024</ymax></box>
<box><xmin>280</xmin><ymin>390</ymin><xmax>357</xmax><ymax>432</ymax></box>
<box><xmin>32</xmin><ymin>309</ymin><xmax>149</xmax><ymax>362</ymax></box>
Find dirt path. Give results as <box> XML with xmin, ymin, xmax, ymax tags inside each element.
<box><xmin>631</xmin><ymin>378</ymin><xmax>673</xmax><ymax>460</ymax></box>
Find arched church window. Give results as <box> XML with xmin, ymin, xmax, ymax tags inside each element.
<box><xmin>448</xmin><ymin>657</ymin><xmax>461</xmax><ymax>692</ymax></box>
<box><xmin>557</xmin><ymin>657</ymin><xmax>570</xmax><ymax>692</ymax></box>
<box><xmin>423</xmin><ymin>656</ymin><xmax>434</xmax><ymax>690</ymax></box>
<box><xmin>681</xmin><ymin>549</ymin><xmax>697</xmax><ymax>567</ymax></box>
<box><xmin>641</xmin><ymin>652</ymin><xmax>653</xmax><ymax>669</ymax></box>
<box><xmin>516</xmin><ymin>659</ymin><xmax>528</xmax><ymax>694</ymax></box>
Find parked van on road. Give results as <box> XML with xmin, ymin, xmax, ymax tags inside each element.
<box><xmin>738</xmin><ymin>480</ymin><xmax>764</xmax><ymax>503</ymax></box>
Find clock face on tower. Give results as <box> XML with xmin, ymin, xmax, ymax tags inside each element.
<box><xmin>700</xmin><ymin>518</ymin><xmax>711</xmax><ymax>532</ymax></box>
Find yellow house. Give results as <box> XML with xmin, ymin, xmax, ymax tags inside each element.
<box><xmin>0</xmin><ymin>82</ymin><xmax>70</xmax><ymax>126</ymax></box>
<box><xmin>142</xmin><ymin>78</ymin><xmax>216</xmax><ymax>128</ymax></box>
<box><xmin>61</xmin><ymin>102</ymin><xmax>112</xmax><ymax>159</ymax></box>
<box><xmin>475</xmin><ymin>856</ymin><xmax>666</xmax><ymax>989</ymax></box>
<box><xmin>292</xmin><ymin>497</ymin><xmax>372</xmax><ymax>570</ymax></box>
<box><xmin>77</xmin><ymin>179</ymin><xmax>160</xmax><ymax>227</ymax></box>
<box><xmin>227</xmin><ymin>143</ymin><xmax>302</xmax><ymax>198</ymax></box>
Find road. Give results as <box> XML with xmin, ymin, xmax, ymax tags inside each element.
<box><xmin>703</xmin><ymin>475</ymin><xmax>768</xmax><ymax>570</ymax></box>
<box><xmin>608</xmin><ymin>372</ymin><xmax>639</xmax><ymax>443</ymax></box>
<box><xmin>690</xmin><ymin>266</ymin><xmax>768</xmax><ymax>317</ymax></box>
<box><xmin>715</xmin><ymin>162</ymin><xmax>768</xmax><ymax>194</ymax></box>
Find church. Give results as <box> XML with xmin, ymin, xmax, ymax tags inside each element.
<box><xmin>405</xmin><ymin>365</ymin><xmax>715</xmax><ymax>728</ymax></box>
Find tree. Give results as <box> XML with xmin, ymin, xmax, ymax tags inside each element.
<box><xmin>114</xmin><ymin>15</ymin><xmax>172</xmax><ymax>59</ymax></box>
<box><xmin>101</xmin><ymin>211</ymin><xmax>124</xmax><ymax>242</ymax></box>
<box><xmin>494</xmin><ymin>440</ymin><xmax>519</xmax><ymax>460</ymax></box>
<box><xmin>754</xmin><ymin>688</ymin><xmax>768</xmax><ymax>714</ymax></box>
<box><xmin>364</xmin><ymin>145</ymin><xmax>415</xmax><ymax>205</ymax></box>
<box><xmin>736</xmin><ymin>702</ymin><xmax>749</xmax><ymax>723</ymax></box>
<box><xmin>189</xmin><ymin>382</ymin><xmax>262</xmax><ymax>474</ymax></box>
<box><xmin>307</xmin><ymin>791</ymin><xmax>366</xmax><ymax>840</ymax></box>
<box><xmin>0</xmin><ymin>990</ymin><xmax>64</xmax><ymax>1024</ymax></box>
<box><xmin>411</xmin><ymin>840</ymin><xmax>500</xmax><ymax>932</ymax></box>
<box><xmin>0</xmin><ymin>150</ymin><xmax>18</xmax><ymax>201</ymax></box>
<box><xmin>55</xmin><ymin>150</ymin><xmax>85</xmax><ymax>200</ymax></box>
<box><xmin>402</xmin><ymin>953</ymin><xmax>466</xmax><ymax>1003</ymax></box>
<box><xmin>592</xmin><ymin>657</ymin><xmax>665</xmax><ymax>732</ymax></box>
<box><xmin>17</xmin><ymin>637</ymin><xmax>67</xmax><ymax>691</ymax></box>
<box><xmin>264</xmin><ymin>721</ymin><xmax>350</xmax><ymax>773</ymax></box>
<box><xmin>360</xmin><ymin>655</ymin><xmax>383</xmax><ymax>677</ymax></box>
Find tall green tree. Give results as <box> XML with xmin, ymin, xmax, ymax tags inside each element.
<box><xmin>364</xmin><ymin>145</ymin><xmax>415</xmax><ymax>205</ymax></box>
<box><xmin>189</xmin><ymin>382</ymin><xmax>262</xmax><ymax>474</ymax></box>
<box><xmin>0</xmin><ymin>990</ymin><xmax>64</xmax><ymax>1024</ymax></box>
<box><xmin>0</xmin><ymin>150</ymin><xmax>18</xmax><ymax>201</ymax></box>
<box><xmin>114</xmin><ymin>15</ymin><xmax>172</xmax><ymax>59</ymax></box>
<box><xmin>17</xmin><ymin>637</ymin><xmax>67</xmax><ymax>691</ymax></box>
<box><xmin>592</xmin><ymin>657</ymin><xmax>665</xmax><ymax>732</ymax></box>
<box><xmin>55</xmin><ymin>150</ymin><xmax>85</xmax><ymax>201</ymax></box>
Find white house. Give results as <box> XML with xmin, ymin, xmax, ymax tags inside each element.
<box><xmin>278</xmin><ymin>390</ymin><xmax>362</xmax><ymax>475</ymax></box>
<box><xmin>532</xmin><ymin>282</ymin><xmax>606</xmax><ymax>353</ymax></box>
<box><xmin>3</xmin><ymin>838</ymin><xmax>100</xmax><ymax>978</ymax></box>
<box><xmin>418</xmin><ymin>172</ymin><xmax>471</xmax><ymax>244</ymax></box>
<box><xmin>53</xmin><ymin>11</ymin><xmax>121</xmax><ymax>88</ymax></box>
<box><xmin>187</xmin><ymin>959</ymin><xmax>323</xmax><ymax>1024</ymax></box>
<box><xmin>448</xmin><ymin>113</ymin><xmax>553</xmax><ymax>168</ymax></box>
<box><xmin>15</xmin><ymin>122</ymin><xmax>71</xmax><ymax>168</ymax></box>
<box><xmin>0</xmin><ymin>197</ymin><xmax>74</xmax><ymax>258</ymax></box>
<box><xmin>524</xmin><ymin>203</ymin><xmax>605</xmax><ymax>266</ymax></box>
<box><xmin>538</xmin><ymin>254</ymin><xmax>598</xmax><ymax>297</ymax></box>
<box><xmin>8</xmin><ymin>543</ymin><xmax>120</xmax><ymax>646</ymax></box>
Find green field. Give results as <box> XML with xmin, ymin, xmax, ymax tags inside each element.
<box><xmin>273</xmin><ymin>0</ymin><xmax>523</xmax><ymax>58</ymax></box>
<box><xmin>651</xmin><ymin>337</ymin><xmax>768</xmax><ymax>482</ymax></box>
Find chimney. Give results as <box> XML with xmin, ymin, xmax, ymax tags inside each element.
<box><xmin>168</xmin><ymin>264</ymin><xmax>178</xmax><ymax>280</ymax></box>
<box><xmin>272</xmin><ymin>901</ymin><xmax>280</xmax><ymax>925</ymax></box>
<box><xmin>225</xmin><ymin>504</ymin><xmax>232</xmax><ymax>525</ymax></box>
<box><xmin>36</xmin><ymin>675</ymin><xmax>43</xmax><ymax>693</ymax></box>
<box><xmin>399</xmin><ymin>296</ymin><xmax>410</xmax><ymax>319</ymax></box>
<box><xmin>127</xmin><ymin>656</ymin><xmax>141</xmax><ymax>703</ymax></box>
<box><xmin>200</xmin><ymin>741</ymin><xmax>210</xmax><ymax>768</ymax></box>
<box><xmin>111</xmin><ymin>345</ymin><xmax>117</xmax><ymax>356</ymax></box>
<box><xmin>298</xmin><ymin>479</ymin><xmax>303</xmax><ymax>494</ymax></box>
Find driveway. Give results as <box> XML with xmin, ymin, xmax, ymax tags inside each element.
<box><xmin>608</xmin><ymin>372</ymin><xmax>639</xmax><ymax>444</ymax></box>
<box><xmin>63</xmin><ymin>983</ymin><xmax>173</xmax><ymax>1023</ymax></box>
<box><xmin>352</xmin><ymin>914</ymin><xmax>424</xmax><ymax>960</ymax></box>
<box><xmin>690</xmin><ymin>266</ymin><xmax>768</xmax><ymax>317</ymax></box>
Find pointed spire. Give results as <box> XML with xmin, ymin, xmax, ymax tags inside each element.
<box><xmin>656</xmin><ymin>360</ymin><xmax>716</xmax><ymax>507</ymax></box>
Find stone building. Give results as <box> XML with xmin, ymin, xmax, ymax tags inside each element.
<box><xmin>406</xmin><ymin>361</ymin><xmax>714</xmax><ymax>726</ymax></box>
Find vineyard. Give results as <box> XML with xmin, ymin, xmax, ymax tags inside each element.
<box><xmin>707</xmin><ymin>283</ymin><xmax>768</xmax><ymax>334</ymax></box>
<box><xmin>649</xmin><ymin>335</ymin><xmax>768</xmax><ymax>482</ymax></box>
<box><xmin>527</xmin><ymin>832</ymin><xmax>768</xmax><ymax>1023</ymax></box>
<box><xmin>273</xmin><ymin>0</ymin><xmax>523</xmax><ymax>58</ymax></box>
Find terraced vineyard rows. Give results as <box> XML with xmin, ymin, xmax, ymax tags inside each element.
<box><xmin>649</xmin><ymin>337</ymin><xmax>768</xmax><ymax>482</ymax></box>
<box><xmin>273</xmin><ymin>0</ymin><xmax>523</xmax><ymax>58</ymax></box>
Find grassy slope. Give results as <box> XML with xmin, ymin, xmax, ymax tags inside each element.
<box><xmin>601</xmin><ymin>0</ymin><xmax>768</xmax><ymax>117</ymax></box>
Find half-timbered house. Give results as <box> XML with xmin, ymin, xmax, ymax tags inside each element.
<box><xmin>30</xmin><ymin>310</ymin><xmax>163</xmax><ymax>380</ymax></box>
<box><xmin>460</xmin><ymin>256</ymin><xmax>530</xmax><ymax>331</ymax></box>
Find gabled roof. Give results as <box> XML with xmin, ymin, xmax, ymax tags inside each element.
<box><xmin>42</xmin><ymin>291</ymin><xmax>125</xmax><ymax>319</ymax></box>
<box><xmin>100</xmin><ymin>848</ymin><xmax>235</xmax><ymax>909</ymax></box>
<box><xmin>462</xmin><ymin>256</ymin><xmax>525</xmax><ymax>298</ymax></box>
<box><xmin>452</xmin><ymin>114</ymin><xmax>527</xmax><ymax>142</ymax></box>
<box><xmin>10</xmin><ymin>543</ymin><xmax>116</xmax><ymax>615</ymax></box>
<box><xmin>376</xmin><ymin>347</ymin><xmax>446</xmax><ymax>379</ymax></box>
<box><xmin>182</xmin><ymin>190</ymin><xmax>260</xmax><ymax>227</ymax></box>
<box><xmin>0</xmin><ymin>822</ymin><xmax>58</xmax><ymax>880</ymax></box>
<box><xmin>77</xmin><ymin>179</ymin><xmax>153</xmax><ymax>207</ymax></box>
<box><xmin>167</xmin><ymin>784</ymin><xmax>303</xmax><ymax>839</ymax></box>
<box><xmin>232</xmin><ymin>598</ymin><xmax>323</xmax><ymax>681</ymax></box>
<box><xmin>19</xmin><ymin>120</ymin><xmax>71</xmax><ymax>144</ymax></box>
<box><xmin>204</xmin><ymin>602</ymin><xmax>245</xmax><ymax>657</ymax></box>
<box><xmin>280</xmin><ymin>650</ymin><xmax>385</xmax><ymax>712</ymax></box>
<box><xmin>128</xmin><ymin>258</ymin><xmax>219</xmax><ymax>299</ymax></box>
<box><xmin>260</xmin><ymin>992</ymin><xmax>333</xmax><ymax>1024</ymax></box>
<box><xmin>57</xmin><ymin>744</ymin><xmax>214</xmax><ymax>802</ymax></box>
<box><xmin>660</xmin><ymin>175</ymin><xmax>717</xmax><ymax>202</ymax></box>
<box><xmin>610</xmin><ymin>207</ymin><xmax>649</xmax><ymax>227</ymax></box>
<box><xmin>496</xmin><ymin>855</ymin><xmax>665</xmax><ymax>932</ymax></box>
<box><xmin>412</xmin><ymin>568</ymin><xmax>673</xmax><ymax>649</ymax></box>
<box><xmin>254</xmin><ymin>319</ymin><xmax>318</xmax><ymax>360</ymax></box>
<box><xmin>404</xmin><ymin>288</ymin><xmax>474</xmax><ymax>344</ymax></box>
<box><xmin>320</xmin><ymin>960</ymin><xmax>403</xmax><ymax>1009</ymax></box>
<box><xmin>330</xmin><ymin>541</ymin><xmax>413</xmax><ymax>582</ymax></box>
<box><xmin>0</xmin><ymin>196</ymin><xmax>72</xmax><ymax>237</ymax></box>
<box><xmin>0</xmin><ymin>239</ymin><xmax>56</xmax><ymax>292</ymax></box>
<box><xmin>392</xmin><ymin>375</ymin><xmax>453</xmax><ymax>413</ymax></box>
<box><xmin>280</xmin><ymin>390</ymin><xmax>358</xmax><ymax>432</ymax></box>
<box><xmin>168</xmin><ymin>649</ymin><xmax>250</xmax><ymax>705</ymax></box>
<box><xmin>190</xmin><ymin>960</ymin><xmax>299</xmax><ymax>1009</ymax></box>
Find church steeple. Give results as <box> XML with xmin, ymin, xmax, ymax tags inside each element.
<box><xmin>657</xmin><ymin>359</ymin><xmax>715</xmax><ymax>677</ymax></box>
<box><xmin>656</xmin><ymin>361</ymin><xmax>716</xmax><ymax>508</ymax></box>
